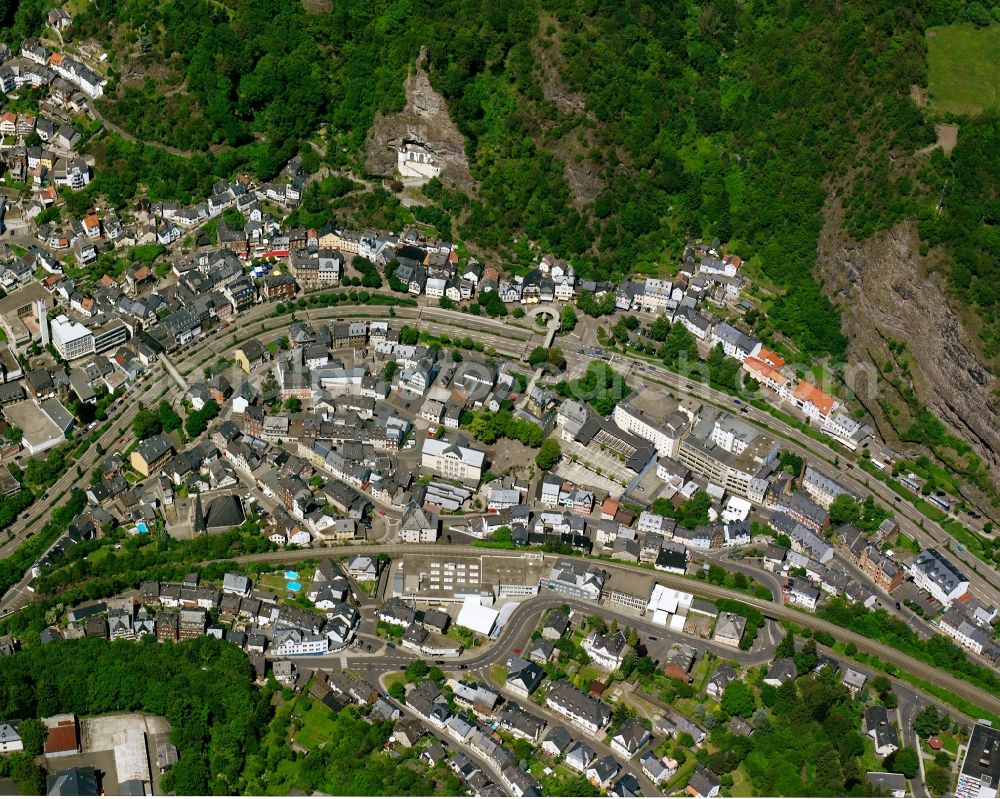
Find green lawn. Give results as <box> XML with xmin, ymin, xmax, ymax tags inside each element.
<box><xmin>690</xmin><ymin>656</ymin><xmax>717</xmax><ymax>694</ymax></box>
<box><xmin>258</xmin><ymin>566</ymin><xmax>316</xmax><ymax>599</ymax></box>
<box><xmin>290</xmin><ymin>695</ymin><xmax>341</xmax><ymax>751</ymax></box>
<box><xmin>860</xmin><ymin>737</ymin><xmax>885</xmax><ymax>774</ymax></box>
<box><xmin>927</xmin><ymin>23</ymin><xmax>1000</xmax><ymax>114</ymax></box>
<box><xmin>730</xmin><ymin>765</ymin><xmax>753</xmax><ymax>797</ymax></box>
<box><xmin>572</xmin><ymin>664</ymin><xmax>606</xmax><ymax>690</ymax></box>
<box><xmin>941</xmin><ymin>732</ymin><xmax>959</xmax><ymax>754</ymax></box>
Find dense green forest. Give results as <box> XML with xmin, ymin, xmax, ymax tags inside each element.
<box><xmin>15</xmin><ymin>0</ymin><xmax>998</xmax><ymax>363</ymax></box>
<box><xmin>918</xmin><ymin>115</ymin><xmax>1000</xmax><ymax>359</ymax></box>
<box><xmin>56</xmin><ymin>0</ymin><xmax>931</xmax><ymax>358</ymax></box>
<box><xmin>0</xmin><ymin>636</ymin><xmax>271</xmax><ymax>794</ymax></box>
<box><xmin>243</xmin><ymin>701</ymin><xmax>462</xmax><ymax>795</ymax></box>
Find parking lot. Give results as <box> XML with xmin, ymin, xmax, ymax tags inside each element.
<box><xmin>558</xmin><ymin>440</ymin><xmax>634</xmax><ymax>498</ymax></box>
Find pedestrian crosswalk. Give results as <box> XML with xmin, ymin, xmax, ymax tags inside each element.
<box><xmin>340</xmin><ymin>656</ymin><xmax>348</xmax><ymax>668</ymax></box>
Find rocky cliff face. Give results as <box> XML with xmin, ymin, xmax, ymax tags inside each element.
<box><xmin>364</xmin><ymin>54</ymin><xmax>473</xmax><ymax>191</ymax></box>
<box><xmin>816</xmin><ymin>192</ymin><xmax>1000</xmax><ymax>488</ymax></box>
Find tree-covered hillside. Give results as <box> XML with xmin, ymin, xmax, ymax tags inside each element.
<box><xmin>44</xmin><ymin>0</ymin><xmax>999</xmax><ymax>362</ymax></box>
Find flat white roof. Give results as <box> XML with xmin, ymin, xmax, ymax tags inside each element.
<box><xmin>50</xmin><ymin>313</ymin><xmax>92</xmax><ymax>341</ymax></box>
<box><xmin>646</xmin><ymin>584</ymin><xmax>693</xmax><ymax>616</ymax></box>
<box><xmin>456</xmin><ymin>596</ymin><xmax>499</xmax><ymax>636</ymax></box>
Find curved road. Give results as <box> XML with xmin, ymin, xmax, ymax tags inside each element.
<box><xmin>5</xmin><ymin>294</ymin><xmax>1000</xmax><ymax>722</ymax></box>
<box><xmin>607</xmin><ymin>345</ymin><xmax>1000</xmax><ymax>603</ymax></box>
<box><xmin>317</xmin><ymin>593</ymin><xmax>774</xmax><ymax>797</ymax></box>
<box><xmin>218</xmin><ymin>543</ymin><xmax>1000</xmax><ymax>717</ymax></box>
<box><xmin>0</xmin><ymin>302</ymin><xmax>549</xmax><ymax>612</ymax></box>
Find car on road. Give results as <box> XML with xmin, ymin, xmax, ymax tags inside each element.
<box><xmin>649</xmin><ymin>636</ymin><xmax>657</xmax><ymax>641</ymax></box>
<box><xmin>386</xmin><ymin>643</ymin><xmax>395</xmax><ymax>650</ymax></box>
<box><xmin>459</xmin><ymin>665</ymin><xmax>468</xmax><ymax>670</ymax></box>
<box><xmin>733</xmin><ymin>398</ymin><xmax>742</xmax><ymax>405</ymax></box>
<box><xmin>685</xmin><ymin>383</ymin><xmax>693</xmax><ymax>390</ymax></box>
<box><xmin>896</xmin><ymin>602</ymin><xmax>901</xmax><ymax>610</ymax></box>
<box><xmin>894</xmin><ymin>496</ymin><xmax>901</xmax><ymax>503</ymax></box>
<box><xmin>434</xmin><ymin>660</ymin><xmax>444</xmax><ymax>665</ymax></box>
<box><xmin>512</xmin><ymin>648</ymin><xmax>521</xmax><ymax>655</ymax></box>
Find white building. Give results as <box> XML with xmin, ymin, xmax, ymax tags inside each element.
<box><xmin>455</xmin><ymin>596</ymin><xmax>499</xmax><ymax>636</ymax></box>
<box><xmin>581</xmin><ymin>630</ymin><xmax>628</xmax><ymax>670</ymax></box>
<box><xmin>645</xmin><ymin>584</ymin><xmax>694</xmax><ymax>629</ymax></box>
<box><xmin>49</xmin><ymin>314</ymin><xmax>93</xmax><ymax>360</ymax></box>
<box><xmin>397</xmin><ymin>141</ymin><xmax>441</xmax><ymax>179</ymax></box>
<box><xmin>269</xmin><ymin>629</ymin><xmax>329</xmax><ymax>656</ymax></box>
<box><xmin>612</xmin><ymin>397</ymin><xmax>688</xmax><ymax>458</ymax></box>
<box><xmin>398</xmin><ymin>505</ymin><xmax>439</xmax><ymax>543</ymax></box>
<box><xmin>421</xmin><ymin>437</ymin><xmax>486</xmax><ymax>483</ymax></box>
<box><xmin>801</xmin><ymin>466</ymin><xmax>854</xmax><ymax>510</ymax></box>
<box><xmin>820</xmin><ymin>411</ymin><xmax>871</xmax><ymax>450</ymax></box>
<box><xmin>939</xmin><ymin>608</ymin><xmax>991</xmax><ymax>656</ymax></box>
<box><xmin>0</xmin><ymin>722</ymin><xmax>22</xmax><ymax>753</ymax></box>
<box><xmin>710</xmin><ymin>322</ymin><xmax>761</xmax><ymax>363</ymax></box>
<box><xmin>710</xmin><ymin>415</ymin><xmax>756</xmax><ymax>456</ymax></box>
<box><xmin>908</xmin><ymin>548</ymin><xmax>969</xmax><ymax>607</ymax></box>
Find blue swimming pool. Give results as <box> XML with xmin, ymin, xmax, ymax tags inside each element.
<box><xmin>286</xmin><ymin>581</ymin><xmax>301</xmax><ymax>592</ymax></box>
<box><xmin>136</xmin><ymin>522</ymin><xmax>149</xmax><ymax>534</ymax></box>
<box><xmin>284</xmin><ymin>570</ymin><xmax>299</xmax><ymax>580</ymax></box>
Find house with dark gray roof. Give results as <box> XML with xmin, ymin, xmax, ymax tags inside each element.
<box><xmin>545</xmin><ymin>680</ymin><xmax>610</xmax><ymax>733</ymax></box>
<box><xmin>909</xmin><ymin>547</ymin><xmax>969</xmax><ymax>607</ymax></box>
<box><xmin>763</xmin><ymin>658</ymin><xmax>797</xmax><ymax>687</ymax></box>
<box><xmin>864</xmin><ymin>706</ymin><xmax>899</xmax><ymax>757</ymax></box>
<box><xmin>687</xmin><ymin>767</ymin><xmax>721</xmax><ymax>797</ymax></box>
<box><xmin>541</xmin><ymin>726</ymin><xmax>573</xmax><ymax>757</ymax></box>
<box><xmin>496</xmin><ymin>702</ymin><xmax>546</xmax><ymax>742</ymax></box>
<box><xmin>506</xmin><ymin>656</ymin><xmax>545</xmax><ymax>698</ymax></box>
<box><xmin>610</xmin><ymin>718</ymin><xmax>651</xmax><ymax>758</ymax></box>
<box><xmin>586</xmin><ymin>755</ymin><xmax>621</xmax><ymax>789</ymax></box>
<box><xmin>705</xmin><ymin>663</ymin><xmax>737</xmax><ymax>699</ymax></box>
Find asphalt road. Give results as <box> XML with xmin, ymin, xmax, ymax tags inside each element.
<box><xmin>3</xmin><ymin>292</ymin><xmax>998</xmax><ymax>726</ymax></box>
<box><xmin>220</xmin><ymin>543</ymin><xmax>1000</xmax><ymax>717</ymax></box>
<box><xmin>286</xmin><ymin>590</ymin><xmax>948</xmax><ymax>797</ymax></box>
<box><xmin>253</xmin><ymin>301</ymin><xmax>1000</xmax><ymax>606</ymax></box>
<box><xmin>606</xmin><ymin>345</ymin><xmax>1000</xmax><ymax>606</ymax></box>
<box><xmin>897</xmin><ymin>690</ymin><xmax>929</xmax><ymax>797</ymax></box>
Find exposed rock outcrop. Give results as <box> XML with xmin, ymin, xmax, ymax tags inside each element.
<box><xmin>816</xmin><ymin>192</ymin><xmax>1000</xmax><ymax>489</ymax></box>
<box><xmin>364</xmin><ymin>52</ymin><xmax>473</xmax><ymax>191</ymax></box>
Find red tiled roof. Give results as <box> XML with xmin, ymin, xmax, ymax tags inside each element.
<box><xmin>744</xmin><ymin>357</ymin><xmax>786</xmax><ymax>386</ymax></box>
<box><xmin>792</xmin><ymin>381</ymin><xmax>836</xmax><ymax>416</ymax></box>
<box><xmin>756</xmin><ymin>347</ymin><xmax>786</xmax><ymax>369</ymax></box>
